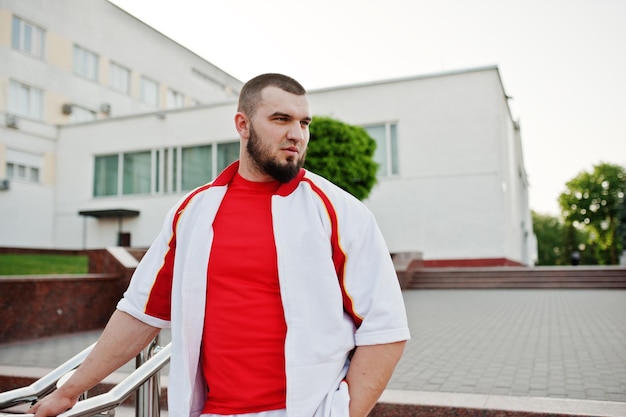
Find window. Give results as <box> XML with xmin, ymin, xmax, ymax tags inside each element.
<box><xmin>7</xmin><ymin>163</ymin><xmax>40</xmax><ymax>182</ymax></box>
<box><xmin>94</xmin><ymin>155</ymin><xmax>119</xmax><ymax>197</ymax></box>
<box><xmin>363</xmin><ymin>122</ymin><xmax>399</xmax><ymax>177</ymax></box>
<box><xmin>157</xmin><ymin>148</ymin><xmax>177</xmax><ymax>193</ymax></box>
<box><xmin>182</xmin><ymin>145</ymin><xmax>212</xmax><ymax>191</ymax></box>
<box><xmin>9</xmin><ymin>80</ymin><xmax>43</xmax><ymax>120</ymax></box>
<box><xmin>29</xmin><ymin>166</ymin><xmax>40</xmax><ymax>182</ymax></box>
<box><xmin>166</xmin><ymin>89</ymin><xmax>184</xmax><ymax>109</ymax></box>
<box><xmin>110</xmin><ymin>62</ymin><xmax>130</xmax><ymax>94</ymax></box>
<box><xmin>6</xmin><ymin>149</ymin><xmax>42</xmax><ymax>183</ymax></box>
<box><xmin>123</xmin><ymin>151</ymin><xmax>151</xmax><ymax>195</ymax></box>
<box><xmin>217</xmin><ymin>142</ymin><xmax>239</xmax><ymax>172</ymax></box>
<box><xmin>73</xmin><ymin>45</ymin><xmax>99</xmax><ymax>81</ymax></box>
<box><xmin>140</xmin><ymin>76</ymin><xmax>159</xmax><ymax>106</ymax></box>
<box><xmin>94</xmin><ymin>143</ymin><xmax>235</xmax><ymax>197</ymax></box>
<box><xmin>11</xmin><ymin>16</ymin><xmax>45</xmax><ymax>58</ymax></box>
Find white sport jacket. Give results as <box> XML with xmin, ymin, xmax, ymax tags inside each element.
<box><xmin>118</xmin><ymin>162</ymin><xmax>410</xmax><ymax>417</ymax></box>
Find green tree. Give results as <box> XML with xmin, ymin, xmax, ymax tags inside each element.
<box><xmin>532</xmin><ymin>210</ymin><xmax>595</xmax><ymax>266</ymax></box>
<box><xmin>305</xmin><ymin>116</ymin><xmax>378</xmax><ymax>201</ymax></box>
<box><xmin>562</xmin><ymin>221</ymin><xmax>595</xmax><ymax>265</ymax></box>
<box><xmin>558</xmin><ymin>162</ymin><xmax>626</xmax><ymax>265</ymax></box>
<box><xmin>532</xmin><ymin>211</ymin><xmax>567</xmax><ymax>265</ymax></box>
<box><xmin>617</xmin><ymin>199</ymin><xmax>626</xmax><ymax>262</ymax></box>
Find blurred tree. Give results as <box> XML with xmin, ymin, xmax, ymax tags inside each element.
<box><xmin>531</xmin><ymin>211</ymin><xmax>592</xmax><ymax>265</ymax></box>
<box><xmin>563</xmin><ymin>221</ymin><xmax>595</xmax><ymax>265</ymax></box>
<box><xmin>532</xmin><ymin>211</ymin><xmax>567</xmax><ymax>265</ymax></box>
<box><xmin>617</xmin><ymin>198</ymin><xmax>626</xmax><ymax>263</ymax></box>
<box><xmin>558</xmin><ymin>162</ymin><xmax>626</xmax><ymax>264</ymax></box>
<box><xmin>305</xmin><ymin>116</ymin><xmax>378</xmax><ymax>201</ymax></box>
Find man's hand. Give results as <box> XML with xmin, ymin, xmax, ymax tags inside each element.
<box><xmin>26</xmin><ymin>310</ymin><xmax>160</xmax><ymax>417</ymax></box>
<box><xmin>28</xmin><ymin>389</ymin><xmax>78</xmax><ymax>417</ymax></box>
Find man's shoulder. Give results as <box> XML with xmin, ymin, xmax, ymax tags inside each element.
<box><xmin>175</xmin><ymin>182</ymin><xmax>218</xmax><ymax>208</ymax></box>
<box><xmin>301</xmin><ymin>170</ymin><xmax>369</xmax><ymax>211</ymax></box>
<box><xmin>302</xmin><ymin>170</ymin><xmax>354</xmax><ymax>198</ymax></box>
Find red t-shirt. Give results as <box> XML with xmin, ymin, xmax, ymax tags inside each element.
<box><xmin>201</xmin><ymin>173</ymin><xmax>287</xmax><ymax>414</ymax></box>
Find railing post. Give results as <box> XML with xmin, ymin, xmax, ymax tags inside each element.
<box><xmin>135</xmin><ymin>334</ymin><xmax>161</xmax><ymax>417</ymax></box>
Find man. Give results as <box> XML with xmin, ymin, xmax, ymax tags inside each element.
<box><xmin>30</xmin><ymin>74</ymin><xmax>410</xmax><ymax>417</ymax></box>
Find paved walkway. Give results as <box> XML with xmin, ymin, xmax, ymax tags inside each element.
<box><xmin>1</xmin><ymin>289</ymin><xmax>625</xmax><ymax>416</ymax></box>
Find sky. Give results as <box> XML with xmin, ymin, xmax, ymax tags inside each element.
<box><xmin>109</xmin><ymin>0</ymin><xmax>626</xmax><ymax>216</ymax></box>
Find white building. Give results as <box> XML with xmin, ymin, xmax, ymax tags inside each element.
<box><xmin>0</xmin><ymin>0</ymin><xmax>241</xmax><ymax>248</ymax></box>
<box><xmin>0</xmin><ymin>0</ymin><xmax>535</xmax><ymax>266</ymax></box>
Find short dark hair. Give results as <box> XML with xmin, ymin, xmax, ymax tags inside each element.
<box><xmin>237</xmin><ymin>73</ymin><xmax>307</xmax><ymax>117</ymax></box>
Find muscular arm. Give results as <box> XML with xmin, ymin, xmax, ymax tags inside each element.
<box><xmin>346</xmin><ymin>340</ymin><xmax>406</xmax><ymax>417</ymax></box>
<box><xmin>29</xmin><ymin>310</ymin><xmax>160</xmax><ymax>417</ymax></box>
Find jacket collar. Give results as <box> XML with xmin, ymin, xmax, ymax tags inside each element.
<box><xmin>213</xmin><ymin>160</ymin><xmax>305</xmax><ymax>197</ymax></box>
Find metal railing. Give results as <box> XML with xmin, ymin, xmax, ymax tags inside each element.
<box><xmin>0</xmin><ymin>338</ymin><xmax>170</xmax><ymax>417</ymax></box>
<box><xmin>0</xmin><ymin>343</ymin><xmax>96</xmax><ymax>411</ymax></box>
<box><xmin>134</xmin><ymin>336</ymin><xmax>164</xmax><ymax>417</ymax></box>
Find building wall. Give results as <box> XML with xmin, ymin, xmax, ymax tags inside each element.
<box><xmin>0</xmin><ymin>119</ymin><xmax>57</xmax><ymax>247</ymax></box>
<box><xmin>54</xmin><ymin>103</ymin><xmax>239</xmax><ymax>249</ymax></box>
<box><xmin>0</xmin><ymin>0</ymin><xmax>242</xmax><ymax>125</ymax></box>
<box><xmin>46</xmin><ymin>67</ymin><xmax>534</xmax><ymax>265</ymax></box>
<box><xmin>0</xmin><ymin>0</ymin><xmax>534</xmax><ymax>265</ymax></box>
<box><xmin>0</xmin><ymin>0</ymin><xmax>242</xmax><ymax>248</ymax></box>
<box><xmin>309</xmin><ymin>68</ymin><xmax>532</xmax><ymax>264</ymax></box>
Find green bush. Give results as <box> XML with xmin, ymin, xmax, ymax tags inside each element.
<box><xmin>306</xmin><ymin>116</ymin><xmax>378</xmax><ymax>201</ymax></box>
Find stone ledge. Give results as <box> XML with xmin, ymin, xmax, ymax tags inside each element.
<box><xmin>373</xmin><ymin>389</ymin><xmax>626</xmax><ymax>417</ymax></box>
<box><xmin>3</xmin><ymin>375</ymin><xmax>625</xmax><ymax>417</ymax></box>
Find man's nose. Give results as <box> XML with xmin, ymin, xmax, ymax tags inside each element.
<box><xmin>287</xmin><ymin>122</ymin><xmax>307</xmax><ymax>142</ymax></box>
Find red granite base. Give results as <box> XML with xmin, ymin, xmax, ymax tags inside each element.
<box><xmin>371</xmin><ymin>402</ymin><xmax>587</xmax><ymax>417</ymax></box>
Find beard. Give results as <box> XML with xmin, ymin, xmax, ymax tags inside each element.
<box><xmin>246</xmin><ymin>125</ymin><xmax>305</xmax><ymax>183</ymax></box>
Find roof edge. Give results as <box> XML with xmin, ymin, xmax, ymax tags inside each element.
<box><xmin>309</xmin><ymin>65</ymin><xmax>500</xmax><ymax>93</ymax></box>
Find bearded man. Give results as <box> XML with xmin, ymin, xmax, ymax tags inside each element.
<box><xmin>30</xmin><ymin>73</ymin><xmax>410</xmax><ymax>417</ymax></box>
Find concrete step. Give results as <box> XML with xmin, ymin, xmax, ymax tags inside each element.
<box><xmin>400</xmin><ymin>266</ymin><xmax>626</xmax><ymax>289</ymax></box>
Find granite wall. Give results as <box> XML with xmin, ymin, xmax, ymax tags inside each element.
<box><xmin>0</xmin><ymin>248</ymin><xmax>141</xmax><ymax>343</ymax></box>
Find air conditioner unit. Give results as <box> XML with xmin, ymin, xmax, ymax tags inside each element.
<box><xmin>100</xmin><ymin>103</ymin><xmax>111</xmax><ymax>115</ymax></box>
<box><xmin>62</xmin><ymin>103</ymin><xmax>73</xmax><ymax>115</ymax></box>
<box><xmin>6</xmin><ymin>114</ymin><xmax>18</xmax><ymax>129</ymax></box>
<box><xmin>0</xmin><ymin>179</ymin><xmax>9</xmax><ymax>191</ymax></box>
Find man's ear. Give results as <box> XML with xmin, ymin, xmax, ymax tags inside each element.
<box><xmin>234</xmin><ymin>112</ymin><xmax>250</xmax><ymax>139</ymax></box>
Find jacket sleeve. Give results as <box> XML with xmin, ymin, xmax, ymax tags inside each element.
<box><xmin>342</xmin><ymin>210</ymin><xmax>411</xmax><ymax>346</ymax></box>
<box><xmin>116</xmin><ymin>203</ymin><xmax>179</xmax><ymax>329</ymax></box>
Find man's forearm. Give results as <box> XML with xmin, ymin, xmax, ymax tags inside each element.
<box><xmin>345</xmin><ymin>340</ymin><xmax>406</xmax><ymax>417</ymax></box>
<box><xmin>63</xmin><ymin>310</ymin><xmax>160</xmax><ymax>394</ymax></box>
<box><xmin>29</xmin><ymin>310</ymin><xmax>160</xmax><ymax>417</ymax></box>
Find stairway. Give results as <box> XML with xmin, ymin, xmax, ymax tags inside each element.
<box><xmin>399</xmin><ymin>266</ymin><xmax>626</xmax><ymax>289</ymax></box>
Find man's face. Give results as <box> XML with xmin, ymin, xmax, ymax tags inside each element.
<box><xmin>246</xmin><ymin>123</ymin><xmax>306</xmax><ymax>183</ymax></box>
<box><xmin>240</xmin><ymin>86</ymin><xmax>312</xmax><ymax>183</ymax></box>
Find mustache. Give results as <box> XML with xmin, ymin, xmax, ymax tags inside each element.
<box><xmin>281</xmin><ymin>140</ymin><xmax>303</xmax><ymax>152</ymax></box>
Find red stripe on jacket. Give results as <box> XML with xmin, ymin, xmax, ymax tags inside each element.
<box><xmin>143</xmin><ymin>182</ymin><xmax>214</xmax><ymax>320</ymax></box>
<box><xmin>142</xmin><ymin>162</ymin><xmax>363</xmax><ymax>327</ymax></box>
<box><xmin>143</xmin><ymin>163</ymin><xmax>241</xmax><ymax>319</ymax></box>
<box><xmin>303</xmin><ymin>178</ymin><xmax>364</xmax><ymax>328</ymax></box>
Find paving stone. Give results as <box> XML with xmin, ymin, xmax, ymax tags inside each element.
<box><xmin>2</xmin><ymin>289</ymin><xmax>625</xmax><ymax>405</ymax></box>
